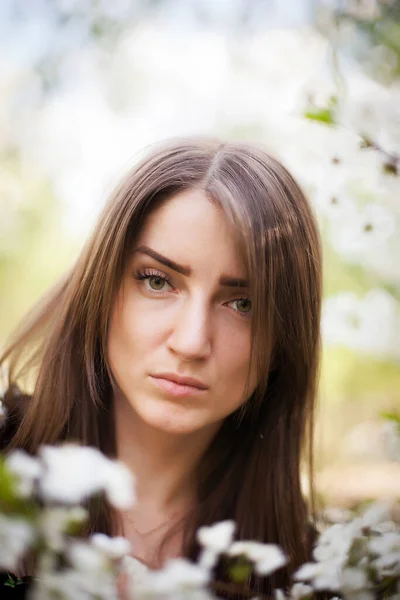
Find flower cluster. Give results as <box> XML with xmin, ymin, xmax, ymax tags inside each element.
<box><xmin>0</xmin><ymin>443</ymin><xmax>135</xmax><ymax>599</ymax></box>
<box><xmin>277</xmin><ymin>1</ymin><xmax>400</xmax><ymax>363</ymax></box>
<box><xmin>0</xmin><ymin>443</ymin><xmax>399</xmax><ymax>599</ymax></box>
<box><xmin>295</xmin><ymin>502</ymin><xmax>400</xmax><ymax>599</ymax></box>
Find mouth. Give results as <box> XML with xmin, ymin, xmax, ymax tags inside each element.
<box><xmin>149</xmin><ymin>373</ymin><xmax>208</xmax><ymax>398</ymax></box>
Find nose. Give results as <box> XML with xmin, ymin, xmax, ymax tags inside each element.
<box><xmin>167</xmin><ymin>296</ymin><xmax>212</xmax><ymax>362</ymax></box>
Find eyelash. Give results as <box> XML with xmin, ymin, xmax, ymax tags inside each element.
<box><xmin>134</xmin><ymin>268</ymin><xmax>173</xmax><ymax>290</ymax></box>
<box><xmin>133</xmin><ymin>268</ymin><xmax>251</xmax><ymax>317</ymax></box>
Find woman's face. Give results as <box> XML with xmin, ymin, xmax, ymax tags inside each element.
<box><xmin>108</xmin><ymin>188</ymin><xmax>257</xmax><ymax>436</ymax></box>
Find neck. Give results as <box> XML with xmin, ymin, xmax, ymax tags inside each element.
<box><xmin>114</xmin><ymin>392</ymin><xmax>219</xmax><ymax>513</ymax></box>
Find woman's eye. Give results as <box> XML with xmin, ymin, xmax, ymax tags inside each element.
<box><xmin>231</xmin><ymin>298</ymin><xmax>252</xmax><ymax>315</ymax></box>
<box><xmin>134</xmin><ymin>269</ymin><xmax>174</xmax><ymax>293</ymax></box>
<box><xmin>147</xmin><ymin>276</ymin><xmax>170</xmax><ymax>291</ymax></box>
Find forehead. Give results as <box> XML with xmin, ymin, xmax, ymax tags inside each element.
<box><xmin>135</xmin><ymin>188</ymin><xmax>247</xmax><ymax>277</ymax></box>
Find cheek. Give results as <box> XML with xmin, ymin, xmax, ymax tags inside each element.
<box><xmin>107</xmin><ymin>292</ymin><xmax>166</xmax><ymax>367</ymax></box>
<box><xmin>216</xmin><ymin>327</ymin><xmax>254</xmax><ymax>401</ymax></box>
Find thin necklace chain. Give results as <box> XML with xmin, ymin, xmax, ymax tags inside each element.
<box><xmin>127</xmin><ymin>516</ymin><xmax>172</xmax><ymax>538</ymax></box>
<box><xmin>125</xmin><ymin>509</ymin><xmax>187</xmax><ymax>538</ymax></box>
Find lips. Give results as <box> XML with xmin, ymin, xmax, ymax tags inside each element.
<box><xmin>149</xmin><ymin>372</ymin><xmax>208</xmax><ymax>397</ymax></box>
<box><xmin>151</xmin><ymin>372</ymin><xmax>208</xmax><ymax>389</ymax></box>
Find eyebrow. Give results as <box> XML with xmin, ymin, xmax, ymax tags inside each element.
<box><xmin>134</xmin><ymin>245</ymin><xmax>249</xmax><ymax>288</ymax></box>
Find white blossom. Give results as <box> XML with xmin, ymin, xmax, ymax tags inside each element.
<box><xmin>133</xmin><ymin>557</ymin><xmax>211</xmax><ymax>598</ymax></box>
<box><xmin>197</xmin><ymin>520</ymin><xmax>236</xmax><ymax>570</ymax></box>
<box><xmin>361</xmin><ymin>501</ymin><xmax>393</xmax><ymax>529</ymax></box>
<box><xmin>341</xmin><ymin>567</ymin><xmax>368</xmax><ymax>592</ymax></box>
<box><xmin>322</xmin><ymin>289</ymin><xmax>400</xmax><ymax>360</ymax></box>
<box><xmin>338</xmin><ymin>73</ymin><xmax>400</xmax><ymax>153</ymax></box>
<box><xmin>329</xmin><ymin>201</ymin><xmax>396</xmax><ymax>259</ymax></box>
<box><xmin>350</xmin><ymin>203</ymin><xmax>395</xmax><ymax>250</ymax></box>
<box><xmin>119</xmin><ymin>555</ymin><xmax>149</xmax><ymax>592</ymax></box>
<box><xmin>296</xmin><ymin>501</ymin><xmax>400</xmax><ymax>595</ymax></box>
<box><xmin>372</xmin><ymin>520</ymin><xmax>398</xmax><ymax>534</ymax></box>
<box><xmin>5</xmin><ymin>449</ymin><xmax>43</xmax><ymax>498</ymax></box>
<box><xmin>32</xmin><ymin>566</ymin><xmax>118</xmax><ymax>600</ymax></box>
<box><xmin>68</xmin><ymin>540</ymin><xmax>109</xmax><ymax>572</ymax></box>
<box><xmin>39</xmin><ymin>445</ymin><xmax>109</xmax><ymax>503</ymax></box>
<box><xmin>31</xmin><ymin>570</ymin><xmax>87</xmax><ymax>600</ymax></box>
<box><xmin>344</xmin><ymin>592</ymin><xmax>374</xmax><ymax>600</ymax></box>
<box><xmin>0</xmin><ymin>515</ymin><xmax>35</xmax><ymax>571</ymax></box>
<box><xmin>119</xmin><ymin>558</ymin><xmax>214</xmax><ymax>600</ymax></box>
<box><xmin>91</xmin><ymin>533</ymin><xmax>131</xmax><ymax>559</ymax></box>
<box><xmin>38</xmin><ymin>444</ymin><xmax>136</xmax><ymax>509</ymax></box>
<box><xmin>228</xmin><ymin>541</ymin><xmax>287</xmax><ymax>576</ymax></box>
<box><xmin>39</xmin><ymin>506</ymin><xmax>87</xmax><ymax>552</ymax></box>
<box><xmin>371</xmin><ymin>551</ymin><xmax>400</xmax><ymax>577</ymax></box>
<box><xmin>316</xmin><ymin>185</ymin><xmax>358</xmax><ymax>223</ymax></box>
<box><xmin>312</xmin><ymin>520</ymin><xmax>361</xmax><ymax>564</ymax></box>
<box><xmin>369</xmin><ymin>531</ymin><xmax>400</xmax><ymax>571</ymax></box>
<box><xmin>289</xmin><ymin>582</ymin><xmax>313</xmax><ymax>599</ymax></box>
<box><xmin>49</xmin><ymin>540</ymin><xmax>122</xmax><ymax>598</ymax></box>
<box><xmin>197</xmin><ymin>520</ymin><xmax>236</xmax><ymax>554</ymax></box>
<box><xmin>322</xmin><ymin>506</ymin><xmax>353</xmax><ymax>524</ymax></box>
<box><xmin>294</xmin><ymin>558</ymin><xmax>342</xmax><ymax>591</ymax></box>
<box><xmin>360</xmin><ymin>203</ymin><xmax>396</xmax><ymax>241</ymax></box>
<box><xmin>101</xmin><ymin>459</ymin><xmax>137</xmax><ymax>510</ymax></box>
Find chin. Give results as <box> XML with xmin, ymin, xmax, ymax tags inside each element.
<box><xmin>145</xmin><ymin>410</ymin><xmax>206</xmax><ymax>435</ymax></box>
<box><xmin>135</xmin><ymin>397</ymin><xmax>215</xmax><ymax>436</ymax></box>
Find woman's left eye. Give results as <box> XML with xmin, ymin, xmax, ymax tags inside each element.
<box><xmin>229</xmin><ymin>298</ymin><xmax>252</xmax><ymax>316</ymax></box>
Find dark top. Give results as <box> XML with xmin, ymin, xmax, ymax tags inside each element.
<box><xmin>0</xmin><ymin>574</ymin><xmax>32</xmax><ymax>599</ymax></box>
<box><xmin>0</xmin><ymin>387</ymin><xmax>33</xmax><ymax>597</ymax></box>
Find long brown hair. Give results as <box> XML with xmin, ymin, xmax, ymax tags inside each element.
<box><xmin>0</xmin><ymin>138</ymin><xmax>322</xmax><ymax>597</ymax></box>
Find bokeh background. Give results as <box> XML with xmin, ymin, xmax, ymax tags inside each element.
<box><xmin>1</xmin><ymin>0</ymin><xmax>399</xmax><ymax>507</ymax></box>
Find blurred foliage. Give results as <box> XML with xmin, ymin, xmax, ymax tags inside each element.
<box><xmin>304</xmin><ymin>94</ymin><xmax>338</xmax><ymax>125</ymax></box>
<box><xmin>9</xmin><ymin>0</ymin><xmax>164</xmax><ymax>93</ymax></box>
<box><xmin>310</xmin><ymin>0</ymin><xmax>400</xmax><ymax>473</ymax></box>
<box><xmin>319</xmin><ymin>232</ymin><xmax>400</xmax><ymax>466</ymax></box>
<box><xmin>0</xmin><ymin>158</ymin><xmax>79</xmax><ymax>343</ymax></box>
<box><xmin>7</xmin><ymin>0</ymin><xmax>271</xmax><ymax>97</ymax></box>
<box><xmin>318</xmin><ymin>344</ymin><xmax>400</xmax><ymax>472</ymax></box>
<box><xmin>315</xmin><ymin>0</ymin><xmax>400</xmax><ymax>83</ymax></box>
<box><xmin>382</xmin><ymin>411</ymin><xmax>400</xmax><ymax>425</ymax></box>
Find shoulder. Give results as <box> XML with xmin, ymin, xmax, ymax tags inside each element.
<box><xmin>0</xmin><ymin>385</ymin><xmax>30</xmax><ymax>452</ymax></box>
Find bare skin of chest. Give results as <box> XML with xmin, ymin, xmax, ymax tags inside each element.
<box><xmin>120</xmin><ymin>509</ymin><xmax>185</xmax><ymax>568</ymax></box>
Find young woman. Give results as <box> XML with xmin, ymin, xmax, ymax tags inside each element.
<box><xmin>0</xmin><ymin>137</ymin><xmax>322</xmax><ymax>598</ymax></box>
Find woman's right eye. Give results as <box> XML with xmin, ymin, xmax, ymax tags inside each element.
<box><xmin>134</xmin><ymin>270</ymin><xmax>174</xmax><ymax>293</ymax></box>
<box><xmin>146</xmin><ymin>275</ymin><xmax>171</xmax><ymax>292</ymax></box>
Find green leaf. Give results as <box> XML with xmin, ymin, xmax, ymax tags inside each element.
<box><xmin>0</xmin><ymin>457</ymin><xmax>39</xmax><ymax>518</ymax></box>
<box><xmin>381</xmin><ymin>412</ymin><xmax>400</xmax><ymax>425</ymax></box>
<box><xmin>228</xmin><ymin>558</ymin><xmax>253</xmax><ymax>584</ymax></box>
<box><xmin>65</xmin><ymin>514</ymin><xmax>87</xmax><ymax>536</ymax></box>
<box><xmin>4</xmin><ymin>574</ymin><xmax>16</xmax><ymax>588</ymax></box>
<box><xmin>0</xmin><ymin>459</ymin><xmax>20</xmax><ymax>504</ymax></box>
<box><xmin>304</xmin><ymin>107</ymin><xmax>336</xmax><ymax>126</ymax></box>
<box><xmin>304</xmin><ymin>95</ymin><xmax>338</xmax><ymax>126</ymax></box>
